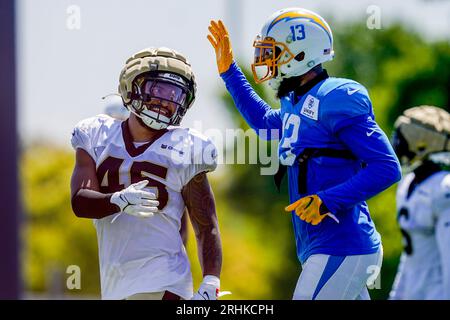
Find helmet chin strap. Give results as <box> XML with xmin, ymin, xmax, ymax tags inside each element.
<box><xmin>141</xmin><ymin>116</ymin><xmax>168</xmax><ymax>130</ymax></box>
<box><xmin>128</xmin><ymin>106</ymin><xmax>170</xmax><ymax>130</ymax></box>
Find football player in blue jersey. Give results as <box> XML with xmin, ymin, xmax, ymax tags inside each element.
<box><xmin>207</xmin><ymin>8</ymin><xmax>402</xmax><ymax>299</ymax></box>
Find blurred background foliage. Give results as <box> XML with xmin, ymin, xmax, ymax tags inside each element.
<box><xmin>21</xmin><ymin>21</ymin><xmax>449</xmax><ymax>299</ymax></box>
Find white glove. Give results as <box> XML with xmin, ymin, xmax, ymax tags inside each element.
<box><xmin>192</xmin><ymin>275</ymin><xmax>220</xmax><ymax>300</ymax></box>
<box><xmin>110</xmin><ymin>180</ymin><xmax>159</xmax><ymax>218</ymax></box>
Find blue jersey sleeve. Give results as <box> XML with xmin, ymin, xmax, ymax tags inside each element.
<box><xmin>221</xmin><ymin>62</ymin><xmax>282</xmax><ymax>140</ymax></box>
<box><xmin>317</xmin><ymin>114</ymin><xmax>402</xmax><ymax>213</ymax></box>
<box><xmin>321</xmin><ymin>82</ymin><xmax>374</xmax><ymax>133</ymax></box>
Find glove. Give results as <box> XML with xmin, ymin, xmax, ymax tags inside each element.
<box><xmin>285</xmin><ymin>194</ymin><xmax>339</xmax><ymax>225</ymax></box>
<box><xmin>110</xmin><ymin>180</ymin><xmax>159</xmax><ymax>219</ymax></box>
<box><xmin>192</xmin><ymin>275</ymin><xmax>220</xmax><ymax>300</ymax></box>
<box><xmin>207</xmin><ymin>19</ymin><xmax>234</xmax><ymax>74</ymax></box>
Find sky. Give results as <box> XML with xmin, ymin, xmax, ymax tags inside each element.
<box><xmin>17</xmin><ymin>0</ymin><xmax>450</xmax><ymax>147</ymax></box>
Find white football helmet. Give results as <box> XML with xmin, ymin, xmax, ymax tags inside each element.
<box><xmin>393</xmin><ymin>106</ymin><xmax>450</xmax><ymax>165</ymax></box>
<box><xmin>252</xmin><ymin>8</ymin><xmax>334</xmax><ymax>90</ymax></box>
<box><xmin>118</xmin><ymin>47</ymin><xmax>196</xmax><ymax>130</ymax></box>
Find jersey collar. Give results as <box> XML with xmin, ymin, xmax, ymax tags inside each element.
<box><xmin>121</xmin><ymin>120</ymin><xmax>168</xmax><ymax>157</ymax></box>
<box><xmin>293</xmin><ymin>69</ymin><xmax>329</xmax><ymax>102</ymax></box>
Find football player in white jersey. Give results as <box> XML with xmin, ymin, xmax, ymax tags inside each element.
<box><xmin>102</xmin><ymin>94</ymin><xmax>190</xmax><ymax>247</ymax></box>
<box><xmin>70</xmin><ymin>47</ymin><xmax>223</xmax><ymax>300</ymax></box>
<box><xmin>390</xmin><ymin>106</ymin><xmax>450</xmax><ymax>300</ymax></box>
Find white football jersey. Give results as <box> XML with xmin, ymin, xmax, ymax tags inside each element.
<box><xmin>390</xmin><ymin>170</ymin><xmax>450</xmax><ymax>300</ymax></box>
<box><xmin>71</xmin><ymin>114</ymin><xmax>218</xmax><ymax>300</ymax></box>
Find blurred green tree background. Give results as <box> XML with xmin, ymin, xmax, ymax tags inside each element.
<box><xmin>21</xmin><ymin>21</ymin><xmax>449</xmax><ymax>299</ymax></box>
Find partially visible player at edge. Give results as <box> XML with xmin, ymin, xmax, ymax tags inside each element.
<box><xmin>70</xmin><ymin>47</ymin><xmax>222</xmax><ymax>300</ymax></box>
<box><xmin>390</xmin><ymin>106</ymin><xmax>450</xmax><ymax>300</ymax></box>
<box><xmin>208</xmin><ymin>8</ymin><xmax>401</xmax><ymax>299</ymax></box>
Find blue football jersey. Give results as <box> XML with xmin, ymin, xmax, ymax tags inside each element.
<box><xmin>222</xmin><ymin>62</ymin><xmax>401</xmax><ymax>263</ymax></box>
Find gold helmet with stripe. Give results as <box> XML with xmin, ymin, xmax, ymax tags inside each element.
<box><xmin>119</xmin><ymin>47</ymin><xmax>196</xmax><ymax>130</ymax></box>
<box><xmin>393</xmin><ymin>105</ymin><xmax>450</xmax><ymax>165</ymax></box>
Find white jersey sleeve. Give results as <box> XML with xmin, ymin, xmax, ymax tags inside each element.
<box><xmin>178</xmin><ymin>128</ymin><xmax>218</xmax><ymax>186</ymax></box>
<box><xmin>71</xmin><ymin>114</ymin><xmax>116</xmax><ymax>160</ymax></box>
<box><xmin>434</xmin><ymin>173</ymin><xmax>450</xmax><ymax>299</ymax></box>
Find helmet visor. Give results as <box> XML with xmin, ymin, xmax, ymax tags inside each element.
<box><xmin>129</xmin><ymin>72</ymin><xmax>194</xmax><ymax>127</ymax></box>
<box><xmin>254</xmin><ymin>43</ymin><xmax>275</xmax><ymax>64</ymax></box>
<box><xmin>141</xmin><ymin>80</ymin><xmax>187</xmax><ymax>105</ymax></box>
<box><xmin>252</xmin><ymin>39</ymin><xmax>276</xmax><ymax>83</ymax></box>
<box><xmin>251</xmin><ymin>37</ymin><xmax>294</xmax><ymax>84</ymax></box>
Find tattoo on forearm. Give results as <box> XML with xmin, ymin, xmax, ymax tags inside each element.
<box><xmin>182</xmin><ymin>173</ymin><xmax>222</xmax><ymax>276</ymax></box>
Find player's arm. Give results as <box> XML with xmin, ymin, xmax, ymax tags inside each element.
<box><xmin>221</xmin><ymin>61</ymin><xmax>282</xmax><ymax>139</ymax></box>
<box><xmin>317</xmin><ymin>115</ymin><xmax>401</xmax><ymax>213</ymax></box>
<box><xmin>207</xmin><ymin>20</ymin><xmax>282</xmax><ymax>139</ymax></box>
<box><xmin>182</xmin><ymin>172</ymin><xmax>222</xmax><ymax>299</ymax></box>
<box><xmin>309</xmin><ymin>85</ymin><xmax>402</xmax><ymax>213</ymax></box>
<box><xmin>71</xmin><ymin>148</ymin><xmax>159</xmax><ymax>219</ymax></box>
<box><xmin>70</xmin><ymin>148</ymin><xmax>119</xmax><ymax>219</ymax></box>
<box><xmin>180</xmin><ymin>209</ymin><xmax>189</xmax><ymax>247</ymax></box>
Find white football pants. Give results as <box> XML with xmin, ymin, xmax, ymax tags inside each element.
<box><xmin>293</xmin><ymin>247</ymin><xmax>383</xmax><ymax>300</ymax></box>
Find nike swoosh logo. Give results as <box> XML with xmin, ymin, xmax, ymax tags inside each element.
<box><xmin>366</xmin><ymin>130</ymin><xmax>376</xmax><ymax>137</ymax></box>
<box><xmin>202</xmin><ymin>291</ymin><xmax>210</xmax><ymax>300</ymax></box>
<box><xmin>347</xmin><ymin>88</ymin><xmax>359</xmax><ymax>95</ymax></box>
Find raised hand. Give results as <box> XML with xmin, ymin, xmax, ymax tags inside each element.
<box><xmin>207</xmin><ymin>20</ymin><xmax>234</xmax><ymax>74</ymax></box>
